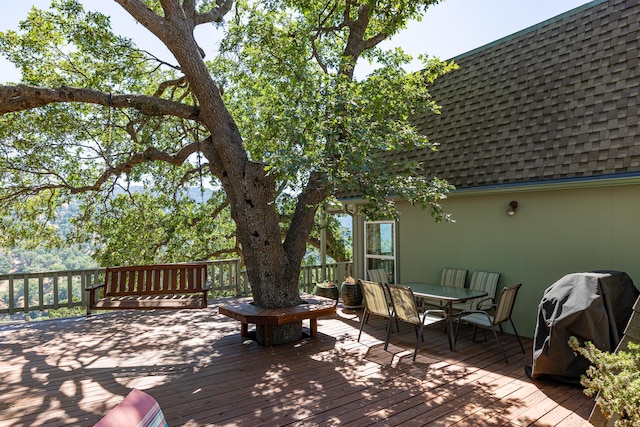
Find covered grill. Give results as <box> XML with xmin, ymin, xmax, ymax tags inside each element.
<box><xmin>528</xmin><ymin>271</ymin><xmax>639</xmax><ymax>384</ymax></box>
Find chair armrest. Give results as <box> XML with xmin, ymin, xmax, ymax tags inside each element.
<box><xmin>474</xmin><ymin>297</ymin><xmax>495</xmax><ymax>310</ymax></box>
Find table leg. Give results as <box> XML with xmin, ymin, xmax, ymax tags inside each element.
<box><xmin>309</xmin><ymin>318</ymin><xmax>318</xmax><ymax>337</ymax></box>
<box><xmin>446</xmin><ymin>301</ymin><xmax>455</xmax><ymax>351</ymax></box>
<box><xmin>264</xmin><ymin>325</ymin><xmax>273</xmax><ymax>346</ymax></box>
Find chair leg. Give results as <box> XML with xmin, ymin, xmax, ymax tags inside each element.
<box><xmin>454</xmin><ymin>317</ymin><xmax>462</xmax><ymax>351</ymax></box>
<box><xmin>490</xmin><ymin>325</ymin><xmax>509</xmax><ymax>364</ymax></box>
<box><xmin>414</xmin><ymin>323</ymin><xmax>425</xmax><ymax>361</ymax></box>
<box><xmin>357</xmin><ymin>308</ymin><xmax>369</xmax><ymax>342</ymax></box>
<box><xmin>510</xmin><ymin>319</ymin><xmax>526</xmax><ymax>354</ymax></box>
<box><xmin>384</xmin><ymin>315</ymin><xmax>395</xmax><ymax>350</ymax></box>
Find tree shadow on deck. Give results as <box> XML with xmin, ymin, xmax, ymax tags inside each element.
<box><xmin>0</xmin><ymin>304</ymin><xmax>591</xmax><ymax>426</ymax></box>
<box><xmin>0</xmin><ymin>308</ymin><xmax>236</xmax><ymax>426</ymax></box>
<box><xmin>332</xmin><ymin>306</ymin><xmax>592</xmax><ymax>426</ymax></box>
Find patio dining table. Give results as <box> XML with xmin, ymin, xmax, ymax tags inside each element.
<box><xmin>402</xmin><ymin>282</ymin><xmax>488</xmax><ymax>351</ymax></box>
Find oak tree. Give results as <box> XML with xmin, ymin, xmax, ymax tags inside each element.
<box><xmin>0</xmin><ymin>0</ymin><xmax>454</xmax><ymax>344</ymax></box>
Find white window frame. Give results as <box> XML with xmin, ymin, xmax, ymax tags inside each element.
<box><xmin>364</xmin><ymin>220</ymin><xmax>397</xmax><ymax>284</ymax></box>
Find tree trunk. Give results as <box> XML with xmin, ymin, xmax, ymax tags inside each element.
<box><xmin>169</xmin><ymin>22</ymin><xmax>309</xmax><ymax>345</ymax></box>
<box><xmin>120</xmin><ymin>3</ymin><xmax>321</xmax><ymax>345</ymax></box>
<box><xmin>256</xmin><ymin>322</ymin><xmax>303</xmax><ymax>347</ymax></box>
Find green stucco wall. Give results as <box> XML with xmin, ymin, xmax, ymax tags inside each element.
<box><xmin>351</xmin><ymin>182</ymin><xmax>640</xmax><ymax>338</ymax></box>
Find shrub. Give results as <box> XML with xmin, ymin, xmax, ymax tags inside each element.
<box><xmin>568</xmin><ymin>336</ymin><xmax>640</xmax><ymax>427</ymax></box>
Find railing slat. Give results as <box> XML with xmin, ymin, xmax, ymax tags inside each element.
<box><xmin>8</xmin><ymin>275</ymin><xmax>14</xmax><ymax>315</ymax></box>
<box><xmin>23</xmin><ymin>276</ymin><xmax>29</xmax><ymax>314</ymax></box>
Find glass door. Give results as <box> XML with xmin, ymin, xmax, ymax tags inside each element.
<box><xmin>364</xmin><ymin>221</ymin><xmax>396</xmax><ymax>284</ymax></box>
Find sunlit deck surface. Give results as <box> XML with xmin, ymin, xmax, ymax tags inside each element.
<box><xmin>0</xmin><ymin>298</ymin><xmax>594</xmax><ymax>426</ymax></box>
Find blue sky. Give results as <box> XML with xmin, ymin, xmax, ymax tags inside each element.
<box><xmin>1</xmin><ymin>0</ymin><xmax>593</xmax><ymax>83</ymax></box>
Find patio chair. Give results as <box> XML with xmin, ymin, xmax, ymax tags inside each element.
<box><xmin>367</xmin><ymin>268</ymin><xmax>389</xmax><ymax>285</ymax></box>
<box><xmin>364</xmin><ymin>270</ymin><xmax>399</xmax><ymax>332</ymax></box>
<box><xmin>454</xmin><ymin>283</ymin><xmax>526</xmax><ymax>364</ymax></box>
<box><xmin>452</xmin><ymin>271</ymin><xmax>500</xmax><ymax>312</ymax></box>
<box><xmin>358</xmin><ymin>279</ymin><xmax>395</xmax><ymax>341</ymax></box>
<box><xmin>385</xmin><ymin>284</ymin><xmax>447</xmax><ymax>361</ymax></box>
<box><xmin>441</xmin><ymin>268</ymin><xmax>468</xmax><ymax>288</ymax></box>
<box><xmin>423</xmin><ymin>267</ymin><xmax>469</xmax><ymax>309</ymax></box>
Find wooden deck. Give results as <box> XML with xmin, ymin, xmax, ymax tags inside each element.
<box><xmin>0</xmin><ymin>298</ymin><xmax>594</xmax><ymax>426</ymax></box>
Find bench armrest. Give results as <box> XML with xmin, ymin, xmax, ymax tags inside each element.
<box><xmin>85</xmin><ymin>283</ymin><xmax>105</xmax><ymax>292</ymax></box>
<box><xmin>85</xmin><ymin>283</ymin><xmax>106</xmax><ymax>315</ymax></box>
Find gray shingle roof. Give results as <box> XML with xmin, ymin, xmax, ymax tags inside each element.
<box><xmin>407</xmin><ymin>0</ymin><xmax>640</xmax><ymax>190</ymax></box>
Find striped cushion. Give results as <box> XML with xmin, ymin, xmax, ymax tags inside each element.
<box><xmin>493</xmin><ymin>284</ymin><xmax>521</xmax><ymax>324</ymax></box>
<box><xmin>94</xmin><ymin>389</ymin><xmax>168</xmax><ymax>427</ymax></box>
<box><xmin>452</xmin><ymin>271</ymin><xmax>500</xmax><ymax>311</ymax></box>
<box><xmin>440</xmin><ymin>268</ymin><xmax>467</xmax><ymax>288</ymax></box>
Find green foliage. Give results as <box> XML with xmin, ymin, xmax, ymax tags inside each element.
<box><xmin>46</xmin><ymin>299</ymin><xmax>85</xmax><ymax>319</ymax></box>
<box><xmin>0</xmin><ymin>250</ymin><xmax>11</xmax><ymax>272</ymax></box>
<box><xmin>2</xmin><ymin>246</ymin><xmax>96</xmax><ymax>274</ymax></box>
<box><xmin>72</xmin><ymin>188</ymin><xmax>238</xmax><ymax>266</ymax></box>
<box><xmin>569</xmin><ymin>337</ymin><xmax>640</xmax><ymax>426</ymax></box>
<box><xmin>0</xmin><ymin>0</ymin><xmax>151</xmax><ymax>89</ymax></box>
<box><xmin>214</xmin><ymin>0</ymin><xmax>456</xmax><ymax>222</ymax></box>
<box><xmin>0</xmin><ymin>1</ymin><xmax>227</xmax><ymax>265</ymax></box>
<box><xmin>0</xmin><ymin>0</ymin><xmax>455</xmax><ymax>275</ymax></box>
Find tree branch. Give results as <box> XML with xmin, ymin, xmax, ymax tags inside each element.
<box><xmin>114</xmin><ymin>0</ymin><xmax>169</xmax><ymax>40</ymax></box>
<box><xmin>195</xmin><ymin>0</ymin><xmax>234</xmax><ymax>25</ymax></box>
<box><xmin>159</xmin><ymin>0</ymin><xmax>185</xmax><ymax>21</ymax></box>
<box><xmin>0</xmin><ymin>85</ymin><xmax>200</xmax><ymax>120</ymax></box>
<box><xmin>183</xmin><ymin>0</ymin><xmax>197</xmax><ymax>21</ymax></box>
<box><xmin>0</xmin><ymin>141</ymin><xmax>201</xmax><ymax>204</ymax></box>
<box><xmin>154</xmin><ymin>76</ymin><xmax>189</xmax><ymax>98</ymax></box>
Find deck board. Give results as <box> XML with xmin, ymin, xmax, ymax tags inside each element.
<box><xmin>0</xmin><ymin>299</ymin><xmax>593</xmax><ymax>426</ymax></box>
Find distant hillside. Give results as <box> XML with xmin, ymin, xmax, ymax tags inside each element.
<box><xmin>0</xmin><ymin>246</ymin><xmax>97</xmax><ymax>275</ymax></box>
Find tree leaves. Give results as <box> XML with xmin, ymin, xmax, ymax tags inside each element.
<box><xmin>0</xmin><ymin>0</ymin><xmax>455</xmax><ymax>274</ymax></box>
<box><xmin>217</xmin><ymin>0</ymin><xmax>455</xmax><ymax>220</ymax></box>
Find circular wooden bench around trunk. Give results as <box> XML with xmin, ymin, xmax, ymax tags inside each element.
<box><xmin>218</xmin><ymin>294</ymin><xmax>337</xmax><ymax>346</ymax></box>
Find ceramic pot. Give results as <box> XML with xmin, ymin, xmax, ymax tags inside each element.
<box><xmin>315</xmin><ymin>286</ymin><xmax>339</xmax><ymax>301</ymax></box>
<box><xmin>341</xmin><ymin>281</ymin><xmax>363</xmax><ymax>308</ymax></box>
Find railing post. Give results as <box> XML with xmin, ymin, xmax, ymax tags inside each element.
<box><xmin>23</xmin><ymin>275</ymin><xmax>29</xmax><ymax>314</ymax></box>
<box><xmin>8</xmin><ymin>275</ymin><xmax>14</xmax><ymax>315</ymax></box>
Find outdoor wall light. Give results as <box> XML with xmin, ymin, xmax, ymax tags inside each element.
<box><xmin>507</xmin><ymin>201</ymin><xmax>518</xmax><ymax>216</ymax></box>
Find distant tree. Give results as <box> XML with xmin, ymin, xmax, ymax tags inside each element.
<box><xmin>0</xmin><ymin>0</ymin><xmax>454</xmax><ymax>344</ymax></box>
<box><xmin>0</xmin><ymin>250</ymin><xmax>11</xmax><ymax>273</ymax></box>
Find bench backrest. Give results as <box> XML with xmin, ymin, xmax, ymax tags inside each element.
<box><xmin>104</xmin><ymin>263</ymin><xmax>208</xmax><ymax>297</ymax></box>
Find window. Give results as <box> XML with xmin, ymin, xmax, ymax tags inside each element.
<box><xmin>364</xmin><ymin>221</ymin><xmax>396</xmax><ymax>283</ymax></box>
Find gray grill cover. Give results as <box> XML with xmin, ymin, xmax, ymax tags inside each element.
<box><xmin>530</xmin><ymin>271</ymin><xmax>639</xmax><ymax>384</ymax></box>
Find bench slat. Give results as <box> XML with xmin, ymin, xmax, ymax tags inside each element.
<box><xmin>94</xmin><ymin>295</ymin><xmax>206</xmax><ymax>310</ymax></box>
<box><xmin>135</xmin><ymin>270</ymin><xmax>145</xmax><ymax>293</ymax></box>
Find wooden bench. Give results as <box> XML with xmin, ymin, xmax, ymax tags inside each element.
<box><xmin>86</xmin><ymin>263</ymin><xmax>210</xmax><ymax>314</ymax></box>
<box><xmin>218</xmin><ymin>294</ymin><xmax>337</xmax><ymax>346</ymax></box>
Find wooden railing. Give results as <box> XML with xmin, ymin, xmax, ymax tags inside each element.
<box><xmin>0</xmin><ymin>259</ymin><xmax>352</xmax><ymax>321</ymax></box>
